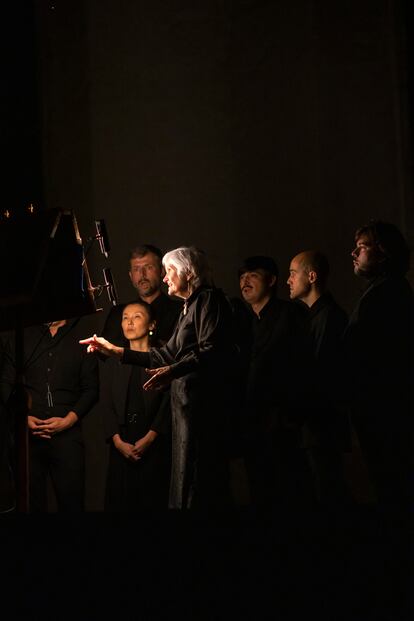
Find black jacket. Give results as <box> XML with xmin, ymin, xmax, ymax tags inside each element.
<box><xmin>101</xmin><ymin>358</ymin><xmax>171</xmax><ymax>441</ymax></box>
<box><xmin>0</xmin><ymin>318</ymin><xmax>99</xmax><ymax>420</ymax></box>
<box><xmin>304</xmin><ymin>292</ymin><xmax>351</xmax><ymax>448</ymax></box>
<box><xmin>244</xmin><ymin>296</ymin><xmax>312</xmax><ymax>430</ymax></box>
<box><xmin>343</xmin><ymin>273</ymin><xmax>414</xmax><ymax>411</ymax></box>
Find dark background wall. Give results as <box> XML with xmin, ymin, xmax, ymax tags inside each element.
<box><xmin>32</xmin><ymin>0</ymin><xmax>414</xmax><ymax>307</ymax></box>
<box><xmin>3</xmin><ymin>0</ymin><xmax>414</xmax><ymax>509</ymax></box>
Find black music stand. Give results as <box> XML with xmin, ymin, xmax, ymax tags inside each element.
<box><xmin>0</xmin><ymin>208</ymin><xmax>98</xmax><ymax>513</ymax></box>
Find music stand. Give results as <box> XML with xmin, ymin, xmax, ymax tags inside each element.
<box><xmin>0</xmin><ymin>208</ymin><xmax>99</xmax><ymax>513</ymax></box>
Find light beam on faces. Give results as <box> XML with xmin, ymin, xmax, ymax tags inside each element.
<box><xmin>351</xmin><ymin>236</ymin><xmax>383</xmax><ymax>278</ymax></box>
<box><xmin>163</xmin><ymin>263</ymin><xmax>188</xmax><ymax>299</ymax></box>
<box><xmin>122</xmin><ymin>305</ymin><xmax>153</xmax><ymax>340</ymax></box>
<box><xmin>287</xmin><ymin>259</ymin><xmax>312</xmax><ymax>300</ymax></box>
<box><xmin>239</xmin><ymin>270</ymin><xmax>273</xmax><ymax>306</ymax></box>
<box><xmin>129</xmin><ymin>253</ymin><xmax>162</xmax><ymax>299</ymax></box>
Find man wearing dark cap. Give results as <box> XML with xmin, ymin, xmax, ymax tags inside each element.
<box><xmin>238</xmin><ymin>255</ymin><xmax>315</xmax><ymax>509</ymax></box>
<box><xmin>344</xmin><ymin>221</ymin><xmax>414</xmax><ymax>508</ymax></box>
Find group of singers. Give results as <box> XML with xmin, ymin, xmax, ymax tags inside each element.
<box><xmin>1</xmin><ymin>219</ymin><xmax>413</xmax><ymax>514</ymax></box>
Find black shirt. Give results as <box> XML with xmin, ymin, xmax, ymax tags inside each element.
<box><xmin>245</xmin><ymin>295</ymin><xmax>312</xmax><ymax>428</ymax></box>
<box><xmin>0</xmin><ymin>318</ymin><xmax>99</xmax><ymax>420</ymax></box>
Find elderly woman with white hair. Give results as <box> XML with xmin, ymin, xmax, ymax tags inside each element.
<box><xmin>81</xmin><ymin>246</ymin><xmax>237</xmax><ymax>510</ymax></box>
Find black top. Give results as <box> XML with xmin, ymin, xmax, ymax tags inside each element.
<box><xmin>343</xmin><ymin>273</ymin><xmax>414</xmax><ymax>409</ymax></box>
<box><xmin>102</xmin><ymin>291</ymin><xmax>182</xmax><ymax>347</ymax></box>
<box><xmin>304</xmin><ymin>292</ymin><xmax>351</xmax><ymax>447</ymax></box>
<box><xmin>101</xmin><ymin>358</ymin><xmax>171</xmax><ymax>442</ymax></box>
<box><xmin>308</xmin><ymin>292</ymin><xmax>347</xmax><ymax>360</ymax></box>
<box><xmin>244</xmin><ymin>295</ymin><xmax>312</xmax><ymax>430</ymax></box>
<box><xmin>0</xmin><ymin>318</ymin><xmax>99</xmax><ymax>420</ymax></box>
<box><xmin>307</xmin><ymin>292</ymin><xmax>348</xmax><ymax>405</ymax></box>
<box><xmin>126</xmin><ymin>366</ymin><xmax>146</xmax><ymax>417</ymax></box>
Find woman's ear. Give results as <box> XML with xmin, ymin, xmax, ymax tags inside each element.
<box><xmin>149</xmin><ymin>321</ymin><xmax>156</xmax><ymax>336</ymax></box>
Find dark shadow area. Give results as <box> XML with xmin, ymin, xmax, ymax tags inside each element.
<box><xmin>1</xmin><ymin>506</ymin><xmax>413</xmax><ymax>620</ymax></box>
<box><xmin>0</xmin><ymin>1</ymin><xmax>43</xmax><ymax>212</ymax></box>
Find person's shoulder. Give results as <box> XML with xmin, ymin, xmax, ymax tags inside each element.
<box><xmin>319</xmin><ymin>292</ymin><xmax>348</xmax><ymax>319</ymax></box>
<box><xmin>23</xmin><ymin>323</ymin><xmax>46</xmax><ymax>342</ymax></box>
<box><xmin>162</xmin><ymin>293</ymin><xmax>182</xmax><ymax>309</ymax></box>
<box><xmin>361</xmin><ymin>274</ymin><xmax>412</xmax><ymax>307</ymax></box>
<box><xmin>281</xmin><ymin>297</ymin><xmax>307</xmax><ymax>318</ymax></box>
<box><xmin>153</xmin><ymin>291</ymin><xmax>179</xmax><ymax>306</ymax></box>
<box><xmin>203</xmin><ymin>286</ymin><xmax>233</xmax><ymax>305</ymax></box>
<box><xmin>228</xmin><ymin>296</ymin><xmax>251</xmax><ymax>316</ymax></box>
<box><xmin>192</xmin><ymin>286</ymin><xmax>230</xmax><ymax>311</ymax></box>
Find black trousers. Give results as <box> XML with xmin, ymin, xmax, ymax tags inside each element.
<box><xmin>29</xmin><ymin>425</ymin><xmax>85</xmax><ymax>513</ymax></box>
<box><xmin>245</xmin><ymin>428</ymin><xmax>316</xmax><ymax>510</ymax></box>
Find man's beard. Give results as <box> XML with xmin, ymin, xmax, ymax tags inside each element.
<box><xmin>136</xmin><ymin>280</ymin><xmax>157</xmax><ymax>298</ymax></box>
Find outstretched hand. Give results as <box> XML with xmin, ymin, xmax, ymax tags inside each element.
<box><xmin>79</xmin><ymin>334</ymin><xmax>124</xmax><ymax>358</ymax></box>
<box><xmin>143</xmin><ymin>366</ymin><xmax>172</xmax><ymax>391</ymax></box>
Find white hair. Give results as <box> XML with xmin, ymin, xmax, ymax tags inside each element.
<box><xmin>162</xmin><ymin>246</ymin><xmax>213</xmax><ymax>292</ymax></box>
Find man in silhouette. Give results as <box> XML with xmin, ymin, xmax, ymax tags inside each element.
<box><xmin>287</xmin><ymin>250</ymin><xmax>352</xmax><ymax>504</ymax></box>
<box><xmin>238</xmin><ymin>255</ymin><xmax>314</xmax><ymax>509</ymax></box>
<box><xmin>344</xmin><ymin>220</ymin><xmax>414</xmax><ymax>507</ymax></box>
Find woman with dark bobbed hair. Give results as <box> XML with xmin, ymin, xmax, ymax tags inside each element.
<box><xmin>102</xmin><ymin>301</ymin><xmax>171</xmax><ymax>511</ymax></box>
<box><xmin>81</xmin><ymin>246</ymin><xmax>237</xmax><ymax>510</ymax></box>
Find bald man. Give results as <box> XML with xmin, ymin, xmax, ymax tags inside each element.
<box><xmin>287</xmin><ymin>250</ymin><xmax>352</xmax><ymax>504</ymax></box>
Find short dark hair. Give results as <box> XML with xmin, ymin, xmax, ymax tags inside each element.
<box><xmin>238</xmin><ymin>255</ymin><xmax>279</xmax><ymax>280</ymax></box>
<box><xmin>129</xmin><ymin>244</ymin><xmax>163</xmax><ymax>262</ymax></box>
<box><xmin>355</xmin><ymin>220</ymin><xmax>410</xmax><ymax>276</ymax></box>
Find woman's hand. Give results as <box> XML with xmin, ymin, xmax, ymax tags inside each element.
<box><xmin>142</xmin><ymin>366</ymin><xmax>173</xmax><ymax>391</ymax></box>
<box><xmin>134</xmin><ymin>430</ymin><xmax>158</xmax><ymax>457</ymax></box>
<box><xmin>79</xmin><ymin>334</ymin><xmax>124</xmax><ymax>358</ymax></box>
<box><xmin>112</xmin><ymin>434</ymin><xmax>141</xmax><ymax>461</ymax></box>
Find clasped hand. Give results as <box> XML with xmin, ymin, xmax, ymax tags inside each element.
<box><xmin>28</xmin><ymin>413</ymin><xmax>76</xmax><ymax>439</ymax></box>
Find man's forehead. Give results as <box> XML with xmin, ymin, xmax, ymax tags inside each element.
<box><xmin>240</xmin><ymin>268</ymin><xmax>269</xmax><ymax>277</ymax></box>
<box><xmin>289</xmin><ymin>257</ymin><xmax>305</xmax><ymax>270</ymax></box>
<box><xmin>355</xmin><ymin>234</ymin><xmax>372</xmax><ymax>245</ymax></box>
